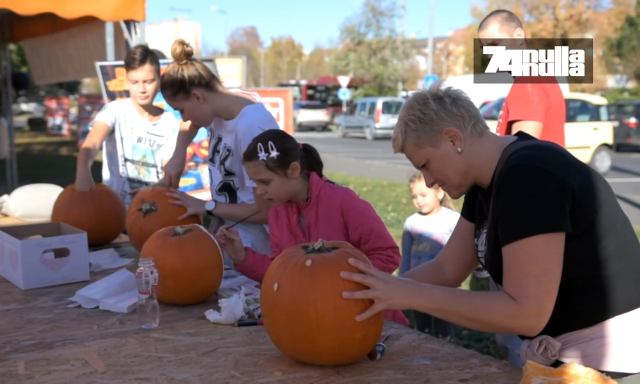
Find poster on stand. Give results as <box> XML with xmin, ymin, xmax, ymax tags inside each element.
<box><xmin>45</xmin><ymin>97</ymin><xmax>71</xmax><ymax>137</ymax></box>
<box><xmin>76</xmin><ymin>94</ymin><xmax>105</xmax><ymax>146</ymax></box>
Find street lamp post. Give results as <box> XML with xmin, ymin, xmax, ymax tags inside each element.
<box><xmin>211</xmin><ymin>6</ymin><xmax>228</xmax><ymax>57</ymax></box>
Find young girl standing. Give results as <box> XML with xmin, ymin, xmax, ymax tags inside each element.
<box><xmin>400</xmin><ymin>172</ymin><xmax>460</xmax><ymax>340</ymax></box>
<box><xmin>159</xmin><ymin>39</ymin><xmax>278</xmax><ymax>267</ymax></box>
<box><xmin>215</xmin><ymin>129</ymin><xmax>410</xmax><ymax>326</ymax></box>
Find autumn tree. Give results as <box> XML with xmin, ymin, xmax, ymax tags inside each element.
<box><xmin>605</xmin><ymin>0</ymin><xmax>640</xmax><ymax>84</ymax></box>
<box><xmin>303</xmin><ymin>46</ymin><xmax>332</xmax><ymax>81</ymax></box>
<box><xmin>330</xmin><ymin>0</ymin><xmax>416</xmax><ymax>97</ymax></box>
<box><xmin>227</xmin><ymin>26</ymin><xmax>263</xmax><ymax>88</ymax></box>
<box><xmin>264</xmin><ymin>36</ymin><xmax>304</xmax><ymax>86</ymax></box>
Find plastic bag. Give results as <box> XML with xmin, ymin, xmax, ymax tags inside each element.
<box><xmin>0</xmin><ymin>183</ymin><xmax>64</xmax><ymax>221</ymax></box>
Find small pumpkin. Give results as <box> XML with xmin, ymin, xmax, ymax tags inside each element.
<box><xmin>126</xmin><ymin>187</ymin><xmax>201</xmax><ymax>251</ymax></box>
<box><xmin>140</xmin><ymin>224</ymin><xmax>224</xmax><ymax>305</ymax></box>
<box><xmin>261</xmin><ymin>239</ymin><xmax>384</xmax><ymax>366</ymax></box>
<box><xmin>51</xmin><ymin>183</ymin><xmax>126</xmax><ymax>247</ymax></box>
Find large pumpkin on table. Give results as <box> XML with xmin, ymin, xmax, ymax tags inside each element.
<box><xmin>140</xmin><ymin>224</ymin><xmax>224</xmax><ymax>305</ymax></box>
<box><xmin>261</xmin><ymin>239</ymin><xmax>384</xmax><ymax>366</ymax></box>
<box><xmin>126</xmin><ymin>187</ymin><xmax>201</xmax><ymax>251</ymax></box>
<box><xmin>51</xmin><ymin>183</ymin><xmax>126</xmax><ymax>247</ymax></box>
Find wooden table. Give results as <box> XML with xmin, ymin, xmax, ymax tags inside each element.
<box><xmin>0</xmin><ymin>215</ymin><xmax>522</xmax><ymax>383</ymax></box>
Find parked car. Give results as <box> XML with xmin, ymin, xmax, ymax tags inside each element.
<box><xmin>337</xmin><ymin>96</ymin><xmax>405</xmax><ymax>140</ymax></box>
<box><xmin>293</xmin><ymin>101</ymin><xmax>331</xmax><ymax>132</ymax></box>
<box><xmin>608</xmin><ymin>100</ymin><xmax>640</xmax><ymax>149</ymax></box>
<box><xmin>482</xmin><ymin>92</ymin><xmax>615</xmax><ymax>175</ymax></box>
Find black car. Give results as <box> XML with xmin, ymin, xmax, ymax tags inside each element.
<box><xmin>609</xmin><ymin>100</ymin><xmax>640</xmax><ymax>149</ymax></box>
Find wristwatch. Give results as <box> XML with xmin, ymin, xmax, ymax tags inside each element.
<box><xmin>205</xmin><ymin>200</ymin><xmax>216</xmax><ymax>216</ymax></box>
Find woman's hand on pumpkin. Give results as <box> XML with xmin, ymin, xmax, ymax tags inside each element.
<box><xmin>166</xmin><ymin>190</ymin><xmax>206</xmax><ymax>220</ymax></box>
<box><xmin>340</xmin><ymin>258</ymin><xmax>419</xmax><ymax>322</ymax></box>
<box><xmin>215</xmin><ymin>227</ymin><xmax>246</xmax><ymax>264</ymax></box>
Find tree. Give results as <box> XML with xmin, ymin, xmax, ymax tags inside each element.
<box><xmin>471</xmin><ymin>0</ymin><xmax>605</xmax><ymax>39</ymax></box>
<box><xmin>9</xmin><ymin>44</ymin><xmax>29</xmax><ymax>73</ymax></box>
<box><xmin>605</xmin><ymin>0</ymin><xmax>640</xmax><ymax>84</ymax></box>
<box><xmin>264</xmin><ymin>36</ymin><xmax>304</xmax><ymax>86</ymax></box>
<box><xmin>303</xmin><ymin>46</ymin><xmax>331</xmax><ymax>81</ymax></box>
<box><xmin>331</xmin><ymin>0</ymin><xmax>416</xmax><ymax>97</ymax></box>
<box><xmin>227</xmin><ymin>26</ymin><xmax>264</xmax><ymax>88</ymax></box>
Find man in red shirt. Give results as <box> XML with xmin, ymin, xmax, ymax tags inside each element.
<box><xmin>478</xmin><ymin>10</ymin><xmax>566</xmax><ymax>148</ymax></box>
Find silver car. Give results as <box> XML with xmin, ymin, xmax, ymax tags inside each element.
<box><xmin>337</xmin><ymin>97</ymin><xmax>405</xmax><ymax>140</ymax></box>
<box><xmin>294</xmin><ymin>101</ymin><xmax>331</xmax><ymax>132</ymax></box>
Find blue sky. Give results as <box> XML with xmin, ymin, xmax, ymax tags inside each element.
<box><xmin>146</xmin><ymin>0</ymin><xmax>477</xmax><ymax>53</ymax></box>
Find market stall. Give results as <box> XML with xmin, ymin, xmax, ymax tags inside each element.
<box><xmin>0</xmin><ymin>0</ymin><xmax>146</xmax><ymax>194</ymax></box>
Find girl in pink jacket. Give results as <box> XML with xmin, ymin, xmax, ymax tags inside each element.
<box><xmin>215</xmin><ymin>129</ymin><xmax>409</xmax><ymax>327</ymax></box>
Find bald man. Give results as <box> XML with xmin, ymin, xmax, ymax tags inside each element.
<box><xmin>478</xmin><ymin>10</ymin><xmax>566</xmax><ymax>148</ymax></box>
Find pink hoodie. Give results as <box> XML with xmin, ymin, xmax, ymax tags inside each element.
<box><xmin>235</xmin><ymin>172</ymin><xmax>410</xmax><ymax>327</ymax></box>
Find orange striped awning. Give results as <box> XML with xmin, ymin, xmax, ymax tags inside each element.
<box><xmin>0</xmin><ymin>0</ymin><xmax>146</xmax><ymax>43</ymax></box>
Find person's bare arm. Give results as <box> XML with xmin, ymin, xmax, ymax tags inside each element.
<box><xmin>401</xmin><ymin>217</ymin><xmax>479</xmax><ymax>288</ymax></box>
<box><xmin>209</xmin><ymin>188</ymin><xmax>271</xmax><ymax>224</ymax></box>
<box><xmin>406</xmin><ymin>232</ymin><xmax>564</xmax><ymax>336</ymax></box>
<box><xmin>163</xmin><ymin>120</ymin><xmax>199</xmax><ymax>187</ymax></box>
<box><xmin>511</xmin><ymin>121</ymin><xmax>543</xmax><ymax>138</ymax></box>
<box><xmin>76</xmin><ymin>121</ymin><xmax>110</xmax><ymax>191</ymax></box>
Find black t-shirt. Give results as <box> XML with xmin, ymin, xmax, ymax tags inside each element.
<box><xmin>461</xmin><ymin>132</ymin><xmax>640</xmax><ymax>338</ymax></box>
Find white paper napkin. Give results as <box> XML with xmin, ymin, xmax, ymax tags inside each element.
<box><xmin>68</xmin><ymin>268</ymin><xmax>138</xmax><ymax>313</ymax></box>
<box><xmin>89</xmin><ymin>248</ymin><xmax>133</xmax><ymax>272</ymax></box>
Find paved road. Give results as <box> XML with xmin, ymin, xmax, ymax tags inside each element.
<box><xmin>296</xmin><ymin>132</ymin><xmax>640</xmax><ymax>227</ymax></box>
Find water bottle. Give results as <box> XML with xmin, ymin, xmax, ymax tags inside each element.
<box><xmin>136</xmin><ymin>258</ymin><xmax>160</xmax><ymax>329</ymax></box>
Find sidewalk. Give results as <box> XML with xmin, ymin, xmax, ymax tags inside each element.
<box><xmin>322</xmin><ymin>155</ymin><xmax>416</xmax><ymax>183</ymax></box>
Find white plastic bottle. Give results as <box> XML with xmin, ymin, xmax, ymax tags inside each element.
<box><xmin>135</xmin><ymin>258</ymin><xmax>160</xmax><ymax>329</ymax></box>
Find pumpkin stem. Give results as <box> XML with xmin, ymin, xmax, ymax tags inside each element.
<box><xmin>172</xmin><ymin>226</ymin><xmax>192</xmax><ymax>236</ymax></box>
<box><xmin>138</xmin><ymin>200</ymin><xmax>158</xmax><ymax>217</ymax></box>
<box><xmin>302</xmin><ymin>239</ymin><xmax>336</xmax><ymax>254</ymax></box>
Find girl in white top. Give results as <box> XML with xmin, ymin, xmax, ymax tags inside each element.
<box><xmin>159</xmin><ymin>39</ymin><xmax>276</xmax><ymax>266</ymax></box>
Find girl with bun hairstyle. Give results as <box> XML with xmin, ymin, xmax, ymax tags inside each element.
<box><xmin>160</xmin><ymin>39</ymin><xmax>278</xmax><ymax>269</ymax></box>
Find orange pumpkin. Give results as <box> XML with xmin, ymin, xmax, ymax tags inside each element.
<box><xmin>140</xmin><ymin>224</ymin><xmax>224</xmax><ymax>305</ymax></box>
<box><xmin>261</xmin><ymin>239</ymin><xmax>384</xmax><ymax>366</ymax></box>
<box><xmin>126</xmin><ymin>187</ymin><xmax>201</xmax><ymax>251</ymax></box>
<box><xmin>51</xmin><ymin>183</ymin><xmax>126</xmax><ymax>247</ymax></box>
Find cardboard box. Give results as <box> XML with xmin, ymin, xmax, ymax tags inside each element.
<box><xmin>0</xmin><ymin>222</ymin><xmax>90</xmax><ymax>290</ymax></box>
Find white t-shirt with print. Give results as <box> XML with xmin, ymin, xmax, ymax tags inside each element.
<box><xmin>90</xmin><ymin>99</ymin><xmax>180</xmax><ymax>208</ymax></box>
<box><xmin>206</xmin><ymin>98</ymin><xmax>280</xmax><ymax>265</ymax></box>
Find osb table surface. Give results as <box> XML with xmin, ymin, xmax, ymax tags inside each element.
<box><xmin>0</xmin><ymin>215</ymin><xmax>522</xmax><ymax>383</ymax></box>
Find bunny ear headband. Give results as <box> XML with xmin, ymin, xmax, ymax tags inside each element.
<box><xmin>257</xmin><ymin>141</ymin><xmax>280</xmax><ymax>161</ymax></box>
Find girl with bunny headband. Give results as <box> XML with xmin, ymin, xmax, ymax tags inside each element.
<box><xmin>215</xmin><ymin>129</ymin><xmax>410</xmax><ymax>326</ymax></box>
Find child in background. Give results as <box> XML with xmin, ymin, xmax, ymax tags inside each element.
<box><xmin>400</xmin><ymin>171</ymin><xmax>460</xmax><ymax>340</ymax></box>
<box><xmin>215</xmin><ymin>129</ymin><xmax>410</xmax><ymax>326</ymax></box>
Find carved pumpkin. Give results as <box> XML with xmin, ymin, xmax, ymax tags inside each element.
<box><xmin>126</xmin><ymin>187</ymin><xmax>201</xmax><ymax>251</ymax></box>
<box><xmin>140</xmin><ymin>224</ymin><xmax>224</xmax><ymax>305</ymax></box>
<box><xmin>51</xmin><ymin>183</ymin><xmax>126</xmax><ymax>247</ymax></box>
<box><xmin>261</xmin><ymin>239</ymin><xmax>384</xmax><ymax>366</ymax></box>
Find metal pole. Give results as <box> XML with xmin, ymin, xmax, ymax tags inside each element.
<box><xmin>398</xmin><ymin>0</ymin><xmax>405</xmax><ymax>93</ymax></box>
<box><xmin>427</xmin><ymin>0</ymin><xmax>434</xmax><ymax>75</ymax></box>
<box><xmin>105</xmin><ymin>22</ymin><xmax>115</xmax><ymax>61</ymax></box>
<box><xmin>223</xmin><ymin>14</ymin><xmax>228</xmax><ymax>57</ymax></box>
<box><xmin>260</xmin><ymin>50</ymin><xmax>265</xmax><ymax>87</ymax></box>
<box><xmin>3</xmin><ymin>44</ymin><xmax>16</xmax><ymax>191</ymax></box>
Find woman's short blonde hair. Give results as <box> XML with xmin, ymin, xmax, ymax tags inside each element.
<box><xmin>393</xmin><ymin>81</ymin><xmax>490</xmax><ymax>153</ymax></box>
